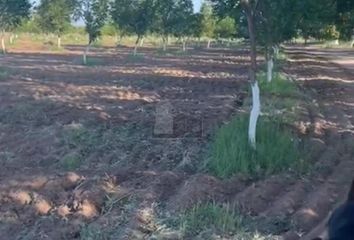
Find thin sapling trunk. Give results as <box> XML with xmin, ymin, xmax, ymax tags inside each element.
<box><xmin>182</xmin><ymin>38</ymin><xmax>186</xmax><ymax>52</ymax></box>
<box><xmin>242</xmin><ymin>1</ymin><xmax>260</xmax><ymax>149</ymax></box>
<box><xmin>133</xmin><ymin>36</ymin><xmax>141</xmax><ymax>56</ymax></box>
<box><xmin>207</xmin><ymin>39</ymin><xmax>211</xmax><ymax>49</ymax></box>
<box><xmin>57</xmin><ymin>35</ymin><xmax>61</xmax><ymax>48</ymax></box>
<box><xmin>83</xmin><ymin>42</ymin><xmax>92</xmax><ymax>65</ymax></box>
<box><xmin>1</xmin><ymin>31</ymin><xmax>6</xmax><ymax>55</ymax></box>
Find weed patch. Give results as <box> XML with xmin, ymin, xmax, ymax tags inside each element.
<box><xmin>180</xmin><ymin>202</ymin><xmax>243</xmax><ymax>237</ymax></box>
<box><xmin>170</xmin><ymin>202</ymin><xmax>284</xmax><ymax>239</ymax></box>
<box><xmin>258</xmin><ymin>72</ymin><xmax>299</xmax><ymax>97</ymax></box>
<box><xmin>208</xmin><ymin>115</ymin><xmax>306</xmax><ymax>178</ymax></box>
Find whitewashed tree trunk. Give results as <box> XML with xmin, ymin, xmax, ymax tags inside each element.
<box><xmin>272</xmin><ymin>45</ymin><xmax>279</xmax><ymax>57</ymax></box>
<box><xmin>133</xmin><ymin>44</ymin><xmax>138</xmax><ymax>55</ymax></box>
<box><xmin>57</xmin><ymin>36</ymin><xmax>61</xmax><ymax>48</ymax></box>
<box><xmin>351</xmin><ymin>40</ymin><xmax>354</xmax><ymax>48</ymax></box>
<box><xmin>139</xmin><ymin>37</ymin><xmax>144</xmax><ymax>47</ymax></box>
<box><xmin>207</xmin><ymin>39</ymin><xmax>211</xmax><ymax>49</ymax></box>
<box><xmin>267</xmin><ymin>58</ymin><xmax>274</xmax><ymax>82</ymax></box>
<box><xmin>162</xmin><ymin>36</ymin><xmax>168</xmax><ymax>51</ymax></box>
<box><xmin>1</xmin><ymin>35</ymin><xmax>6</xmax><ymax>55</ymax></box>
<box><xmin>83</xmin><ymin>44</ymin><xmax>91</xmax><ymax>65</ymax></box>
<box><xmin>9</xmin><ymin>34</ymin><xmax>14</xmax><ymax>44</ymax></box>
<box><xmin>334</xmin><ymin>39</ymin><xmax>339</xmax><ymax>45</ymax></box>
<box><xmin>133</xmin><ymin>36</ymin><xmax>140</xmax><ymax>56</ymax></box>
<box><xmin>182</xmin><ymin>40</ymin><xmax>186</xmax><ymax>52</ymax></box>
<box><xmin>163</xmin><ymin>40</ymin><xmax>167</xmax><ymax>51</ymax></box>
<box><xmin>248</xmin><ymin>81</ymin><xmax>260</xmax><ymax>149</ymax></box>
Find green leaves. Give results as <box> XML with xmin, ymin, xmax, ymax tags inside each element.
<box><xmin>37</xmin><ymin>0</ymin><xmax>74</xmax><ymax>36</ymax></box>
<box><xmin>0</xmin><ymin>0</ymin><xmax>31</xmax><ymax>32</ymax></box>
<box><xmin>81</xmin><ymin>0</ymin><xmax>109</xmax><ymax>44</ymax></box>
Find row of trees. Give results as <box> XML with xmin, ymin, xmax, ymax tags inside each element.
<box><xmin>1</xmin><ymin>0</ymin><xmax>353</xmax><ymax>147</ymax></box>
<box><xmin>209</xmin><ymin>0</ymin><xmax>354</xmax><ymax>147</ymax></box>
<box><xmin>0</xmin><ymin>0</ymin><xmax>238</xmax><ymax>55</ymax></box>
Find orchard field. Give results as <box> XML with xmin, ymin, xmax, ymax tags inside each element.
<box><xmin>1</xmin><ymin>0</ymin><xmax>354</xmax><ymax>239</ymax></box>
<box><xmin>0</xmin><ymin>34</ymin><xmax>353</xmax><ymax>240</ymax></box>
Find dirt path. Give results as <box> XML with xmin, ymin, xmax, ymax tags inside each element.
<box><xmin>283</xmin><ymin>46</ymin><xmax>354</xmax><ymax>239</ymax></box>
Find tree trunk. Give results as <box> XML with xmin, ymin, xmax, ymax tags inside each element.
<box><xmin>207</xmin><ymin>39</ymin><xmax>211</xmax><ymax>49</ymax></box>
<box><xmin>133</xmin><ymin>36</ymin><xmax>140</xmax><ymax>56</ymax></box>
<box><xmin>242</xmin><ymin>1</ymin><xmax>259</xmax><ymax>149</ymax></box>
<box><xmin>139</xmin><ymin>36</ymin><xmax>144</xmax><ymax>47</ymax></box>
<box><xmin>83</xmin><ymin>43</ymin><xmax>91</xmax><ymax>65</ymax></box>
<box><xmin>57</xmin><ymin>35</ymin><xmax>61</xmax><ymax>48</ymax></box>
<box><xmin>267</xmin><ymin>56</ymin><xmax>274</xmax><ymax>82</ymax></box>
<box><xmin>351</xmin><ymin>40</ymin><xmax>354</xmax><ymax>48</ymax></box>
<box><xmin>1</xmin><ymin>31</ymin><xmax>6</xmax><ymax>55</ymax></box>
<box><xmin>182</xmin><ymin>39</ymin><xmax>186</xmax><ymax>52</ymax></box>
<box><xmin>118</xmin><ymin>34</ymin><xmax>123</xmax><ymax>46</ymax></box>
<box><xmin>249</xmin><ymin>81</ymin><xmax>260</xmax><ymax>147</ymax></box>
<box><xmin>10</xmin><ymin>34</ymin><xmax>14</xmax><ymax>45</ymax></box>
<box><xmin>162</xmin><ymin>37</ymin><xmax>167</xmax><ymax>51</ymax></box>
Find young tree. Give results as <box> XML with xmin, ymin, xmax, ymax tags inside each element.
<box><xmin>297</xmin><ymin>0</ymin><xmax>336</xmax><ymax>44</ymax></box>
<box><xmin>37</xmin><ymin>0</ymin><xmax>77</xmax><ymax>48</ymax></box>
<box><xmin>256</xmin><ymin>0</ymin><xmax>299</xmax><ymax>82</ymax></box>
<box><xmin>214</xmin><ymin>16</ymin><xmax>237</xmax><ymax>39</ymax></box>
<box><xmin>80</xmin><ymin>0</ymin><xmax>109</xmax><ymax>64</ymax></box>
<box><xmin>111</xmin><ymin>0</ymin><xmax>156</xmax><ymax>55</ymax></box>
<box><xmin>155</xmin><ymin>0</ymin><xmax>176</xmax><ymax>51</ymax></box>
<box><xmin>335</xmin><ymin>0</ymin><xmax>354</xmax><ymax>41</ymax></box>
<box><xmin>199</xmin><ymin>1</ymin><xmax>216</xmax><ymax>48</ymax></box>
<box><xmin>172</xmin><ymin>0</ymin><xmax>194</xmax><ymax>52</ymax></box>
<box><xmin>0</xmin><ymin>0</ymin><xmax>31</xmax><ymax>54</ymax></box>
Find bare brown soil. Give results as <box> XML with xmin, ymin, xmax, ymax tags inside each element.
<box><xmin>0</xmin><ymin>43</ymin><xmax>353</xmax><ymax>239</ymax></box>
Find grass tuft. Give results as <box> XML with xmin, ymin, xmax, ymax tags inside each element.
<box><xmin>258</xmin><ymin>72</ymin><xmax>299</xmax><ymax>97</ymax></box>
<box><xmin>180</xmin><ymin>202</ymin><xmax>243</xmax><ymax>237</ymax></box>
<box><xmin>208</xmin><ymin>115</ymin><xmax>306</xmax><ymax>178</ymax></box>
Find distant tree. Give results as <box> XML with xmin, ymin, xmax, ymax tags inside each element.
<box><xmin>79</xmin><ymin>0</ymin><xmax>109</xmax><ymax>64</ymax></box>
<box><xmin>37</xmin><ymin>0</ymin><xmax>77</xmax><ymax>48</ymax></box>
<box><xmin>111</xmin><ymin>0</ymin><xmax>156</xmax><ymax>55</ymax></box>
<box><xmin>256</xmin><ymin>0</ymin><xmax>299</xmax><ymax>82</ymax></box>
<box><xmin>17</xmin><ymin>16</ymin><xmax>42</xmax><ymax>34</ymax></box>
<box><xmin>297</xmin><ymin>0</ymin><xmax>336</xmax><ymax>44</ymax></box>
<box><xmin>215</xmin><ymin>16</ymin><xmax>237</xmax><ymax>39</ymax></box>
<box><xmin>171</xmin><ymin>0</ymin><xmax>194</xmax><ymax>51</ymax></box>
<box><xmin>0</xmin><ymin>0</ymin><xmax>31</xmax><ymax>54</ymax></box>
<box><xmin>199</xmin><ymin>1</ymin><xmax>216</xmax><ymax>48</ymax></box>
<box><xmin>335</xmin><ymin>0</ymin><xmax>354</xmax><ymax>41</ymax></box>
<box><xmin>155</xmin><ymin>0</ymin><xmax>176</xmax><ymax>51</ymax></box>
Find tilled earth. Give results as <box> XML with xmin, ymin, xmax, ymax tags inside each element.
<box><xmin>0</xmin><ymin>44</ymin><xmax>353</xmax><ymax>240</ymax></box>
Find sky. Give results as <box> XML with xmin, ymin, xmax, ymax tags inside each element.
<box><xmin>193</xmin><ymin>0</ymin><xmax>202</xmax><ymax>12</ymax></box>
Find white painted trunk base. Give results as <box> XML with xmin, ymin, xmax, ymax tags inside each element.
<box><xmin>133</xmin><ymin>44</ymin><xmax>138</xmax><ymax>55</ymax></box>
<box><xmin>248</xmin><ymin>81</ymin><xmax>261</xmax><ymax>149</ymax></box>
<box><xmin>83</xmin><ymin>44</ymin><xmax>91</xmax><ymax>65</ymax></box>
<box><xmin>207</xmin><ymin>40</ymin><xmax>211</xmax><ymax>49</ymax></box>
<box><xmin>267</xmin><ymin>59</ymin><xmax>274</xmax><ymax>82</ymax></box>
<box><xmin>140</xmin><ymin>37</ymin><xmax>144</xmax><ymax>47</ymax></box>
<box><xmin>1</xmin><ymin>37</ymin><xmax>5</xmax><ymax>54</ymax></box>
<box><xmin>182</xmin><ymin>41</ymin><xmax>186</xmax><ymax>52</ymax></box>
<box><xmin>57</xmin><ymin>37</ymin><xmax>61</xmax><ymax>48</ymax></box>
